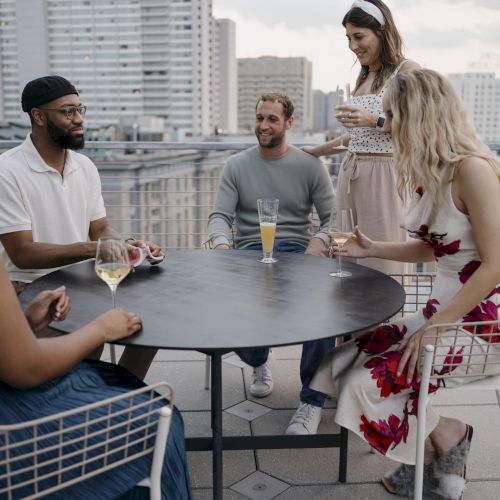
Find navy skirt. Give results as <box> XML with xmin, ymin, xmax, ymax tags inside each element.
<box><xmin>0</xmin><ymin>360</ymin><xmax>192</xmax><ymax>500</ymax></box>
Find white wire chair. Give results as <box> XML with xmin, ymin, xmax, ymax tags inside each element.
<box><xmin>414</xmin><ymin>320</ymin><xmax>500</xmax><ymax>500</ymax></box>
<box><xmin>0</xmin><ymin>382</ymin><xmax>174</xmax><ymax>500</ymax></box>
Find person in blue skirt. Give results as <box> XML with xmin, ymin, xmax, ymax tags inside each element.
<box><xmin>0</xmin><ymin>257</ymin><xmax>192</xmax><ymax>499</ymax></box>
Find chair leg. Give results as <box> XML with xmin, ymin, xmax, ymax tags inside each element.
<box><xmin>496</xmin><ymin>390</ymin><xmax>500</xmax><ymax>410</ymax></box>
<box><xmin>204</xmin><ymin>354</ymin><xmax>211</xmax><ymax>390</ymax></box>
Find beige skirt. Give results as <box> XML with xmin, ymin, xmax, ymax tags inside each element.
<box><xmin>336</xmin><ymin>152</ymin><xmax>409</xmax><ymax>275</ymax></box>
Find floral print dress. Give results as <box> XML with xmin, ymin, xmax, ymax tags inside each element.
<box><xmin>326</xmin><ymin>180</ymin><xmax>500</xmax><ymax>464</ymax></box>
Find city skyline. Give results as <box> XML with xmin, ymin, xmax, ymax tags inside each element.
<box><xmin>213</xmin><ymin>0</ymin><xmax>500</xmax><ymax>92</ymax></box>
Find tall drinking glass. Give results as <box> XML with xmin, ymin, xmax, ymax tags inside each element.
<box><xmin>336</xmin><ymin>83</ymin><xmax>351</xmax><ymax>149</ymax></box>
<box><xmin>257</xmin><ymin>198</ymin><xmax>279</xmax><ymax>264</ymax></box>
<box><xmin>329</xmin><ymin>208</ymin><xmax>354</xmax><ymax>278</ymax></box>
<box><xmin>95</xmin><ymin>238</ymin><xmax>132</xmax><ymax>307</ymax></box>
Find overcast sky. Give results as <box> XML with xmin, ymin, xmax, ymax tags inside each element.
<box><xmin>213</xmin><ymin>0</ymin><xmax>500</xmax><ymax>92</ymax></box>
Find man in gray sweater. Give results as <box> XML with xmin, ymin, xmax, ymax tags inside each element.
<box><xmin>208</xmin><ymin>93</ymin><xmax>335</xmax><ymax>435</ymax></box>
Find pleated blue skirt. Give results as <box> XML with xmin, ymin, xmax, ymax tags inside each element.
<box><xmin>0</xmin><ymin>360</ymin><xmax>192</xmax><ymax>499</ymax></box>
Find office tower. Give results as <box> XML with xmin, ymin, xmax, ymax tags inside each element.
<box><xmin>312</xmin><ymin>89</ymin><xmax>342</xmax><ymax>132</ymax></box>
<box><xmin>238</xmin><ymin>56</ymin><xmax>313</xmax><ymax>133</ymax></box>
<box><xmin>213</xmin><ymin>18</ymin><xmax>237</xmax><ymax>134</ymax></box>
<box><xmin>0</xmin><ymin>0</ymin><xmax>234</xmax><ymax>139</ymax></box>
<box><xmin>448</xmin><ymin>72</ymin><xmax>500</xmax><ymax>143</ymax></box>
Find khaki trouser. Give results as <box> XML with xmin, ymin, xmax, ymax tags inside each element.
<box><xmin>12</xmin><ymin>280</ymin><xmax>156</xmax><ymax>380</ymax></box>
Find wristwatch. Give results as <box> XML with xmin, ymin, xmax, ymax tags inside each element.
<box><xmin>376</xmin><ymin>115</ymin><xmax>385</xmax><ymax>129</ymax></box>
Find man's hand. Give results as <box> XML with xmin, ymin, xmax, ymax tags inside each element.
<box><xmin>24</xmin><ymin>286</ymin><xmax>70</xmax><ymax>332</ymax></box>
<box><xmin>305</xmin><ymin>237</ymin><xmax>329</xmax><ymax>257</ymax></box>
<box><xmin>214</xmin><ymin>243</ymin><xmax>231</xmax><ymax>250</ymax></box>
<box><xmin>130</xmin><ymin>240</ymin><xmax>164</xmax><ymax>258</ymax></box>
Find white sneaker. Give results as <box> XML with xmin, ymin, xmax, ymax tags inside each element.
<box><xmin>285</xmin><ymin>403</ymin><xmax>322</xmax><ymax>435</ymax></box>
<box><xmin>249</xmin><ymin>361</ymin><xmax>273</xmax><ymax>397</ymax></box>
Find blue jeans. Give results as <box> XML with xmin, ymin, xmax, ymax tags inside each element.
<box><xmin>235</xmin><ymin>240</ymin><xmax>335</xmax><ymax>408</ymax></box>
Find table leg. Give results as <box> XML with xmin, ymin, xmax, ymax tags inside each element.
<box><xmin>339</xmin><ymin>426</ymin><xmax>348</xmax><ymax>482</ymax></box>
<box><xmin>211</xmin><ymin>352</ymin><xmax>223</xmax><ymax>499</ymax></box>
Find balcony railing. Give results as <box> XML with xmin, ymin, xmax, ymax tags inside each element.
<box><xmin>0</xmin><ymin>140</ymin><xmax>338</xmax><ymax>250</ymax></box>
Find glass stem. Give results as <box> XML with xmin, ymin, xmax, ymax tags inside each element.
<box><xmin>338</xmin><ymin>245</ymin><xmax>343</xmax><ymax>275</ymax></box>
<box><xmin>110</xmin><ymin>285</ymin><xmax>118</xmax><ymax>308</ymax></box>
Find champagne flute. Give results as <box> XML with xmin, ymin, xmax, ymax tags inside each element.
<box><xmin>329</xmin><ymin>208</ymin><xmax>354</xmax><ymax>278</ymax></box>
<box><xmin>336</xmin><ymin>85</ymin><xmax>348</xmax><ymax>150</ymax></box>
<box><xmin>336</xmin><ymin>83</ymin><xmax>352</xmax><ymax>149</ymax></box>
<box><xmin>257</xmin><ymin>198</ymin><xmax>279</xmax><ymax>264</ymax></box>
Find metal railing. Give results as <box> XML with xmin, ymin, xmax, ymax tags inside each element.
<box><xmin>0</xmin><ymin>140</ymin><xmax>339</xmax><ymax>250</ymax></box>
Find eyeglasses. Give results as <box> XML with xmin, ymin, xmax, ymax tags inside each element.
<box><xmin>38</xmin><ymin>105</ymin><xmax>87</xmax><ymax>120</ymax></box>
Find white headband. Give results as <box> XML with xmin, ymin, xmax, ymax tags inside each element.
<box><xmin>350</xmin><ymin>0</ymin><xmax>385</xmax><ymax>26</ymax></box>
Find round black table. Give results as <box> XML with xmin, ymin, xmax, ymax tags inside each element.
<box><xmin>22</xmin><ymin>250</ymin><xmax>405</xmax><ymax>499</ymax></box>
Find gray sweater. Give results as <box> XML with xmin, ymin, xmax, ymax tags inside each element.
<box><xmin>208</xmin><ymin>145</ymin><xmax>334</xmax><ymax>248</ymax></box>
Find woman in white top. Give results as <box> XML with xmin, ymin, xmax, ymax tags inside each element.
<box><xmin>304</xmin><ymin>0</ymin><xmax>419</xmax><ymax>274</ymax></box>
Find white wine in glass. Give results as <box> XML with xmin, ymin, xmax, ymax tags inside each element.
<box><xmin>329</xmin><ymin>208</ymin><xmax>354</xmax><ymax>278</ymax></box>
<box><xmin>95</xmin><ymin>238</ymin><xmax>132</xmax><ymax>308</ymax></box>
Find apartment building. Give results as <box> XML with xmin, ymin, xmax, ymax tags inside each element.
<box><xmin>448</xmin><ymin>72</ymin><xmax>500</xmax><ymax>143</ymax></box>
<box><xmin>238</xmin><ymin>56</ymin><xmax>313</xmax><ymax>133</ymax></box>
<box><xmin>0</xmin><ymin>0</ymin><xmax>236</xmax><ymax>139</ymax></box>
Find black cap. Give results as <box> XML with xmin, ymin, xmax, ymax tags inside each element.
<box><xmin>21</xmin><ymin>75</ymin><xmax>79</xmax><ymax>113</ymax></box>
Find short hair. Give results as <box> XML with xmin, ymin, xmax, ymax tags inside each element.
<box><xmin>255</xmin><ymin>93</ymin><xmax>294</xmax><ymax>120</ymax></box>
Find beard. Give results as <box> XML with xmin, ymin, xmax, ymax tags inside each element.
<box><xmin>46</xmin><ymin>118</ymin><xmax>85</xmax><ymax>150</ymax></box>
<box><xmin>255</xmin><ymin>130</ymin><xmax>285</xmax><ymax>149</ymax></box>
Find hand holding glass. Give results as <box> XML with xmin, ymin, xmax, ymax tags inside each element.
<box><xmin>257</xmin><ymin>198</ymin><xmax>279</xmax><ymax>263</ymax></box>
<box><xmin>329</xmin><ymin>208</ymin><xmax>354</xmax><ymax>278</ymax></box>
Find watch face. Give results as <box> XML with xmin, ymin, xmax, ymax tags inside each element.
<box><xmin>377</xmin><ymin>116</ymin><xmax>385</xmax><ymax>129</ymax></box>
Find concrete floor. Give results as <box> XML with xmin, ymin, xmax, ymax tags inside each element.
<box><xmin>108</xmin><ymin>344</ymin><xmax>500</xmax><ymax>499</ymax></box>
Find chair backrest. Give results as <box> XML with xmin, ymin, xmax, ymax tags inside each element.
<box><xmin>389</xmin><ymin>272</ymin><xmax>436</xmax><ymax>318</ymax></box>
<box><xmin>0</xmin><ymin>382</ymin><xmax>173</xmax><ymax>500</ymax></box>
<box><xmin>420</xmin><ymin>320</ymin><xmax>500</xmax><ymax>383</ymax></box>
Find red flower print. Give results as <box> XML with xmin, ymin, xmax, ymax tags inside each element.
<box><xmin>459</xmin><ymin>260</ymin><xmax>500</xmax><ymax>299</ymax></box>
<box><xmin>365</xmin><ymin>351</ymin><xmax>413</xmax><ymax>398</ymax></box>
<box><xmin>360</xmin><ymin>407</ymin><xmax>409</xmax><ymax>455</ymax></box>
<box><xmin>463</xmin><ymin>300</ymin><xmax>500</xmax><ymax>342</ymax></box>
<box><xmin>408</xmin><ymin>224</ymin><xmax>460</xmax><ymax>259</ymax></box>
<box><xmin>459</xmin><ymin>260</ymin><xmax>480</xmax><ymax>284</ymax></box>
<box><xmin>356</xmin><ymin>324</ymin><xmax>407</xmax><ymax>355</ymax></box>
<box><xmin>416</xmin><ymin>186</ymin><xmax>424</xmax><ymax>196</ymax></box>
<box><xmin>423</xmin><ymin>299</ymin><xmax>440</xmax><ymax>319</ymax></box>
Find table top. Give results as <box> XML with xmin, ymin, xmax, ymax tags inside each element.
<box><xmin>21</xmin><ymin>250</ymin><xmax>405</xmax><ymax>352</ymax></box>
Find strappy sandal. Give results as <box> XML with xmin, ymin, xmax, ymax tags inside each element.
<box><xmin>381</xmin><ymin>462</ymin><xmax>438</xmax><ymax>497</ymax></box>
<box><xmin>433</xmin><ymin>425</ymin><xmax>474</xmax><ymax>500</ymax></box>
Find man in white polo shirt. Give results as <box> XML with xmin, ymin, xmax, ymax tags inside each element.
<box><xmin>0</xmin><ymin>75</ymin><xmax>162</xmax><ymax>379</ymax></box>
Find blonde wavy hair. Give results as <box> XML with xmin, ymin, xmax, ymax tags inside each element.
<box><xmin>385</xmin><ymin>69</ymin><xmax>500</xmax><ymax>202</ymax></box>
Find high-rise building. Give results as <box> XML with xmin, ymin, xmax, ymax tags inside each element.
<box><xmin>0</xmin><ymin>0</ymin><xmax>235</xmax><ymax>140</ymax></box>
<box><xmin>312</xmin><ymin>89</ymin><xmax>342</xmax><ymax>132</ymax></box>
<box><xmin>448</xmin><ymin>72</ymin><xmax>500</xmax><ymax>143</ymax></box>
<box><xmin>238</xmin><ymin>56</ymin><xmax>313</xmax><ymax>133</ymax></box>
<box><xmin>213</xmin><ymin>18</ymin><xmax>237</xmax><ymax>134</ymax></box>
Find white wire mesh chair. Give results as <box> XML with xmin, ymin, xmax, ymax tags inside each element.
<box><xmin>414</xmin><ymin>320</ymin><xmax>500</xmax><ymax>500</ymax></box>
<box><xmin>0</xmin><ymin>382</ymin><xmax>174</xmax><ymax>500</ymax></box>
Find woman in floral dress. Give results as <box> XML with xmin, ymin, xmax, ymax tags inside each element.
<box><xmin>311</xmin><ymin>69</ymin><xmax>500</xmax><ymax>499</ymax></box>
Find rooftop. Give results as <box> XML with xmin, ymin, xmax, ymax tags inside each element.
<box><xmin>105</xmin><ymin>344</ymin><xmax>500</xmax><ymax>499</ymax></box>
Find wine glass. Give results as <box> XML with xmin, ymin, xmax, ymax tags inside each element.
<box><xmin>257</xmin><ymin>198</ymin><xmax>279</xmax><ymax>263</ymax></box>
<box><xmin>95</xmin><ymin>238</ymin><xmax>132</xmax><ymax>307</ymax></box>
<box><xmin>328</xmin><ymin>208</ymin><xmax>354</xmax><ymax>278</ymax></box>
<box><xmin>95</xmin><ymin>238</ymin><xmax>132</xmax><ymax>363</ymax></box>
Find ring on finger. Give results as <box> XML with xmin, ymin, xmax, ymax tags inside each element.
<box><xmin>347</xmin><ymin>112</ymin><xmax>352</xmax><ymax>119</ymax></box>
